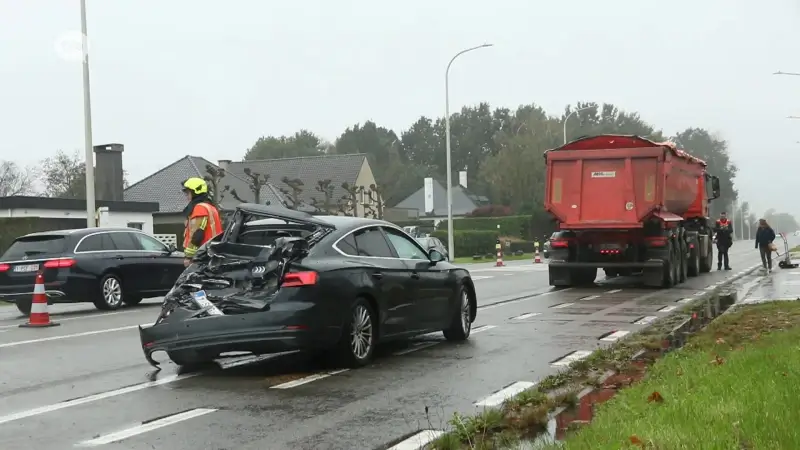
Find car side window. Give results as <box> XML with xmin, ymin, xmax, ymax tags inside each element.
<box><xmin>76</xmin><ymin>233</ymin><xmax>116</xmax><ymax>252</ymax></box>
<box><xmin>337</xmin><ymin>233</ymin><xmax>359</xmax><ymax>256</ymax></box>
<box><xmin>383</xmin><ymin>228</ymin><xmax>427</xmax><ymax>260</ymax></box>
<box><xmin>109</xmin><ymin>232</ymin><xmax>140</xmax><ymax>251</ymax></box>
<box><xmin>133</xmin><ymin>233</ymin><xmax>168</xmax><ymax>252</ymax></box>
<box><xmin>352</xmin><ymin>227</ymin><xmax>394</xmax><ymax>257</ymax></box>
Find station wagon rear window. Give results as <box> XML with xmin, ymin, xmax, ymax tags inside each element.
<box><xmin>2</xmin><ymin>235</ymin><xmax>67</xmax><ymax>259</ymax></box>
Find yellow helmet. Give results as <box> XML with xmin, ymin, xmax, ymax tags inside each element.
<box><xmin>182</xmin><ymin>177</ymin><xmax>208</xmax><ymax>195</ymax></box>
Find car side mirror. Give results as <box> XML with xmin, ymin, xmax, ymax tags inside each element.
<box><xmin>167</xmin><ymin>243</ymin><xmax>177</xmax><ymax>253</ymax></box>
<box><xmin>710</xmin><ymin>176</ymin><xmax>721</xmax><ymax>199</ymax></box>
<box><xmin>429</xmin><ymin>249</ymin><xmax>445</xmax><ymax>264</ymax></box>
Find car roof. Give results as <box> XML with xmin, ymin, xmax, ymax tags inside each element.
<box><xmin>20</xmin><ymin>227</ymin><xmax>149</xmax><ymax>239</ymax></box>
<box><xmin>249</xmin><ymin>215</ymin><xmax>389</xmax><ymax>230</ymax></box>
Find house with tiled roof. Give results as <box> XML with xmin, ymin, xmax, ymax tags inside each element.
<box><xmin>124</xmin><ymin>153</ymin><xmax>379</xmax><ymax>229</ymax></box>
<box><xmin>393</xmin><ymin>178</ymin><xmax>489</xmax><ymax>220</ymax></box>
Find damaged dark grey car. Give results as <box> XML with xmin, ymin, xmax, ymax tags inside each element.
<box><xmin>139</xmin><ymin>204</ymin><xmax>478</xmax><ymax>368</ymax></box>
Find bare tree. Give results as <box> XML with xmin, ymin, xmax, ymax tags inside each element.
<box><xmin>309</xmin><ymin>179</ymin><xmax>335</xmax><ymax>214</ymax></box>
<box><xmin>363</xmin><ymin>184</ymin><xmax>385</xmax><ymax>219</ymax></box>
<box><xmin>338</xmin><ymin>182</ymin><xmax>360</xmax><ymax>216</ymax></box>
<box><xmin>203</xmin><ymin>164</ymin><xmax>229</xmax><ymax>204</ymax></box>
<box><xmin>0</xmin><ymin>160</ymin><xmax>35</xmax><ymax>197</ymax></box>
<box><xmin>280</xmin><ymin>177</ymin><xmax>305</xmax><ymax>210</ymax></box>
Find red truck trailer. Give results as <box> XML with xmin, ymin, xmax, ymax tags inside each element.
<box><xmin>544</xmin><ymin>135</ymin><xmax>721</xmax><ymax>288</ymax></box>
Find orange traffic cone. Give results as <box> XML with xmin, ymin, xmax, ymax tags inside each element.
<box><xmin>19</xmin><ymin>271</ymin><xmax>60</xmax><ymax>328</ymax></box>
<box><xmin>533</xmin><ymin>242</ymin><xmax>542</xmax><ymax>264</ymax></box>
<box><xmin>495</xmin><ymin>241</ymin><xmax>505</xmax><ymax>267</ymax></box>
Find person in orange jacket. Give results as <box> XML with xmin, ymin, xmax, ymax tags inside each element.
<box><xmin>181</xmin><ymin>177</ymin><xmax>223</xmax><ymax>267</ymax></box>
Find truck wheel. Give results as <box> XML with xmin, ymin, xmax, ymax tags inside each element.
<box><xmin>687</xmin><ymin>244</ymin><xmax>700</xmax><ymax>277</ymax></box>
<box><xmin>662</xmin><ymin>242</ymin><xmax>677</xmax><ymax>288</ymax></box>
<box><xmin>699</xmin><ymin>238</ymin><xmax>713</xmax><ymax>273</ymax></box>
<box><xmin>678</xmin><ymin>240</ymin><xmax>688</xmax><ymax>283</ymax></box>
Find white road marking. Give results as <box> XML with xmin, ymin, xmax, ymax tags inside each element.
<box><xmin>658</xmin><ymin>305</ymin><xmax>677</xmax><ymax>312</ymax></box>
<box><xmin>600</xmin><ymin>330</ymin><xmax>630</xmax><ymax>342</ymax></box>
<box><xmin>0</xmin><ymin>325</ymin><xmax>138</xmax><ymax>348</ymax></box>
<box><xmin>471</xmin><ymin>325</ymin><xmax>496</xmax><ymax>334</ymax></box>
<box><xmin>388</xmin><ymin>430</ymin><xmax>446</xmax><ymax>450</ymax></box>
<box><xmin>471</xmin><ymin>276</ymin><xmax>493</xmax><ymax>281</ymax></box>
<box><xmin>511</xmin><ymin>312</ymin><xmax>541</xmax><ymax>320</ymax></box>
<box><xmin>270</xmin><ymin>369</ymin><xmax>349</xmax><ymax>389</ymax></box>
<box><xmin>76</xmin><ymin>408</ymin><xmax>217</xmax><ymax>447</ymax></box>
<box><xmin>474</xmin><ymin>381</ymin><xmax>536</xmax><ymax>407</ymax></box>
<box><xmin>789</xmin><ymin>271</ymin><xmax>800</xmax><ymax>275</ymax></box>
<box><xmin>677</xmin><ymin>298</ymin><xmax>694</xmax><ymax>304</ymax></box>
<box><xmin>605</xmin><ymin>289</ymin><xmax>622</xmax><ymax>294</ymax></box>
<box><xmin>580</xmin><ymin>295</ymin><xmax>600</xmax><ymax>301</ymax></box>
<box><xmin>781</xmin><ymin>281</ymin><xmax>800</xmax><ymax>286</ymax></box>
<box><xmin>634</xmin><ymin>316</ymin><xmax>658</xmax><ymax>325</ymax></box>
<box><xmin>551</xmin><ymin>350</ymin><xmax>593</xmax><ymax>367</ymax></box>
<box><xmin>551</xmin><ymin>302</ymin><xmax>574</xmax><ymax>309</ymax></box>
<box><xmin>0</xmin><ymin>373</ymin><xmax>198</xmax><ymax>426</ymax></box>
<box><xmin>0</xmin><ymin>310</ymin><xmax>134</xmax><ymax>330</ymax></box>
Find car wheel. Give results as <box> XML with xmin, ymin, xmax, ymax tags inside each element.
<box><xmin>94</xmin><ymin>274</ymin><xmax>124</xmax><ymax>311</ymax></box>
<box><xmin>123</xmin><ymin>296</ymin><xmax>143</xmax><ymax>306</ymax></box>
<box><xmin>15</xmin><ymin>298</ymin><xmax>32</xmax><ymax>317</ymax></box>
<box><xmin>443</xmin><ymin>284</ymin><xmax>472</xmax><ymax>341</ymax></box>
<box><xmin>330</xmin><ymin>297</ymin><xmax>376</xmax><ymax>368</ymax></box>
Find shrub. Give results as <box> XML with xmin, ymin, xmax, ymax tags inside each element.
<box><xmin>431</xmin><ymin>230</ymin><xmax>497</xmax><ymax>258</ymax></box>
<box><xmin>468</xmin><ymin>205</ymin><xmax>513</xmax><ymax>217</ymax></box>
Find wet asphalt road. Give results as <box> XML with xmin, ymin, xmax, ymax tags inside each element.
<box><xmin>0</xmin><ymin>239</ymin><xmax>782</xmax><ymax>450</ymax></box>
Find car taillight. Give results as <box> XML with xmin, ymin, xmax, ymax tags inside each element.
<box><xmin>43</xmin><ymin>258</ymin><xmax>76</xmax><ymax>269</ymax></box>
<box><xmin>551</xmin><ymin>239</ymin><xmax>570</xmax><ymax>248</ymax></box>
<box><xmin>282</xmin><ymin>271</ymin><xmax>318</xmax><ymax>287</ymax></box>
<box><xmin>0</xmin><ymin>263</ymin><xmax>9</xmax><ymax>272</ymax></box>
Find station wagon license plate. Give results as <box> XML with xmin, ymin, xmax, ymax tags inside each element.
<box><xmin>13</xmin><ymin>264</ymin><xmax>39</xmax><ymax>273</ymax></box>
<box><xmin>191</xmin><ymin>290</ymin><xmax>224</xmax><ymax>316</ymax></box>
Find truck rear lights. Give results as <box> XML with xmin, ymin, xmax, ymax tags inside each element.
<box><xmin>0</xmin><ymin>264</ymin><xmax>9</xmax><ymax>272</ymax></box>
<box><xmin>645</xmin><ymin>237</ymin><xmax>668</xmax><ymax>247</ymax></box>
<box><xmin>43</xmin><ymin>258</ymin><xmax>76</xmax><ymax>268</ymax></box>
<box><xmin>599</xmin><ymin>249</ymin><xmax>621</xmax><ymax>254</ymax></box>
<box><xmin>282</xmin><ymin>271</ymin><xmax>318</xmax><ymax>287</ymax></box>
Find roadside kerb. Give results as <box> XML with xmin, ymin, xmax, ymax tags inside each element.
<box><xmin>415</xmin><ymin>265</ymin><xmax>760</xmax><ymax>449</ymax></box>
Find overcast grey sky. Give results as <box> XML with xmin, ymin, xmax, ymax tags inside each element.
<box><xmin>1</xmin><ymin>0</ymin><xmax>798</xmax><ymax>216</ymax></box>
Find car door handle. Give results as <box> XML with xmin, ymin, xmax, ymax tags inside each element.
<box><xmin>411</xmin><ymin>272</ymin><xmax>420</xmax><ymax>280</ymax></box>
<box><xmin>114</xmin><ymin>255</ymin><xmax>124</xmax><ymax>260</ymax></box>
<box><xmin>371</xmin><ymin>272</ymin><xmax>384</xmax><ymax>279</ymax></box>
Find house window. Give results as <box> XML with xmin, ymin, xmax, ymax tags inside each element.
<box><xmin>127</xmin><ymin>222</ymin><xmax>144</xmax><ymax>230</ymax></box>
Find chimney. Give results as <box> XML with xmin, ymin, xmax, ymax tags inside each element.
<box><xmin>93</xmin><ymin>143</ymin><xmax>124</xmax><ymax>202</ymax></box>
<box><xmin>218</xmin><ymin>160</ymin><xmax>231</xmax><ymax>171</ymax></box>
<box><xmin>458</xmin><ymin>170</ymin><xmax>468</xmax><ymax>189</ymax></box>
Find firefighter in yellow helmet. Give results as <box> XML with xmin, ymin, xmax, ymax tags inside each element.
<box><xmin>181</xmin><ymin>177</ymin><xmax>223</xmax><ymax>267</ymax></box>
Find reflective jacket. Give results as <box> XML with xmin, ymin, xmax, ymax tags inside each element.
<box><xmin>183</xmin><ymin>202</ymin><xmax>223</xmax><ymax>258</ymax></box>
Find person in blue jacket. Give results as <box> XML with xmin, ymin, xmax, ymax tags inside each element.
<box><xmin>755</xmin><ymin>218</ymin><xmax>776</xmax><ymax>273</ymax></box>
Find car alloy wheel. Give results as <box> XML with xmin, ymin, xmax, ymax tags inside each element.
<box><xmin>460</xmin><ymin>290</ymin><xmax>471</xmax><ymax>334</ymax></box>
<box><xmin>350</xmin><ymin>304</ymin><xmax>373</xmax><ymax>360</ymax></box>
<box><xmin>103</xmin><ymin>277</ymin><xmax>123</xmax><ymax>308</ymax></box>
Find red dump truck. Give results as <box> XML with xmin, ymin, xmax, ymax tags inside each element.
<box><xmin>544</xmin><ymin>135</ymin><xmax>721</xmax><ymax>288</ymax></box>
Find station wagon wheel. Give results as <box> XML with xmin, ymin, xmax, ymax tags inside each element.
<box><xmin>94</xmin><ymin>274</ymin><xmax>124</xmax><ymax>311</ymax></box>
<box><xmin>443</xmin><ymin>284</ymin><xmax>472</xmax><ymax>341</ymax></box>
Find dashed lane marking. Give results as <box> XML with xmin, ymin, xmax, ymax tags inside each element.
<box><xmin>270</xmin><ymin>369</ymin><xmax>349</xmax><ymax>389</ymax></box>
<box><xmin>471</xmin><ymin>324</ymin><xmax>496</xmax><ymax>334</ymax></box>
<box><xmin>393</xmin><ymin>324</ymin><xmax>495</xmax><ymax>355</ymax></box>
<box><xmin>388</xmin><ymin>430</ymin><xmax>446</xmax><ymax>450</ymax></box>
<box><xmin>511</xmin><ymin>312</ymin><xmax>541</xmax><ymax>320</ymax></box>
<box><xmin>633</xmin><ymin>316</ymin><xmax>658</xmax><ymax>325</ymax></box>
<box><xmin>76</xmin><ymin>408</ymin><xmax>217</xmax><ymax>447</ymax></box>
<box><xmin>605</xmin><ymin>289</ymin><xmax>622</xmax><ymax>294</ymax></box>
<box><xmin>551</xmin><ymin>350</ymin><xmax>593</xmax><ymax>367</ymax></box>
<box><xmin>600</xmin><ymin>330</ymin><xmax>630</xmax><ymax>342</ymax></box>
<box><xmin>658</xmin><ymin>305</ymin><xmax>677</xmax><ymax>313</ymax></box>
<box><xmin>0</xmin><ymin>373</ymin><xmax>199</xmax><ymax>426</ymax></box>
<box><xmin>474</xmin><ymin>381</ymin><xmax>536</xmax><ymax>407</ymax></box>
<box><xmin>471</xmin><ymin>275</ymin><xmax>494</xmax><ymax>281</ymax></box>
<box><xmin>0</xmin><ymin>310</ymin><xmax>134</xmax><ymax>330</ymax></box>
<box><xmin>579</xmin><ymin>295</ymin><xmax>600</xmax><ymax>301</ymax></box>
<box><xmin>551</xmin><ymin>302</ymin><xmax>574</xmax><ymax>309</ymax></box>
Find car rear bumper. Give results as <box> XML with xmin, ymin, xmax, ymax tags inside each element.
<box><xmin>139</xmin><ymin>306</ymin><xmax>341</xmax><ymax>366</ymax></box>
<box><xmin>548</xmin><ymin>260</ymin><xmax>665</xmax><ymax>269</ymax></box>
<box><xmin>0</xmin><ymin>280</ymin><xmax>75</xmax><ymax>304</ymax></box>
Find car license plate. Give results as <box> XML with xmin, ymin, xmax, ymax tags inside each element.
<box><xmin>192</xmin><ymin>290</ymin><xmax>224</xmax><ymax>316</ymax></box>
<box><xmin>13</xmin><ymin>264</ymin><xmax>39</xmax><ymax>273</ymax></box>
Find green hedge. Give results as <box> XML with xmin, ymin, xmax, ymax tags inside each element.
<box><xmin>435</xmin><ymin>214</ymin><xmax>558</xmax><ymax>241</ymax></box>
<box><xmin>431</xmin><ymin>230</ymin><xmax>497</xmax><ymax>258</ymax></box>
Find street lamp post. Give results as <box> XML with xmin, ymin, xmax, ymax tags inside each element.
<box><xmin>444</xmin><ymin>43</ymin><xmax>493</xmax><ymax>259</ymax></box>
<box><xmin>774</xmin><ymin>71</ymin><xmax>800</xmax><ymax>76</ymax></box>
<box><xmin>80</xmin><ymin>0</ymin><xmax>96</xmax><ymax>227</ymax></box>
<box><xmin>563</xmin><ymin>106</ymin><xmax>594</xmax><ymax>145</ymax></box>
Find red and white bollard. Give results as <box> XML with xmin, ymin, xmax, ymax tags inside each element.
<box><xmin>533</xmin><ymin>241</ymin><xmax>542</xmax><ymax>263</ymax></box>
<box><xmin>495</xmin><ymin>240</ymin><xmax>505</xmax><ymax>267</ymax></box>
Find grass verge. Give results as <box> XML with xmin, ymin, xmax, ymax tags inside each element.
<box><xmin>551</xmin><ymin>300</ymin><xmax>800</xmax><ymax>449</ymax></box>
<box><xmin>790</xmin><ymin>245</ymin><xmax>800</xmax><ymax>253</ymax></box>
<box><xmin>429</xmin><ymin>299</ymin><xmax>707</xmax><ymax>450</ymax></box>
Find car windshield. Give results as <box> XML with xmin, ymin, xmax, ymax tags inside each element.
<box><xmin>416</xmin><ymin>237</ymin><xmax>431</xmax><ymax>246</ymax></box>
<box><xmin>2</xmin><ymin>235</ymin><xmax>67</xmax><ymax>260</ymax></box>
